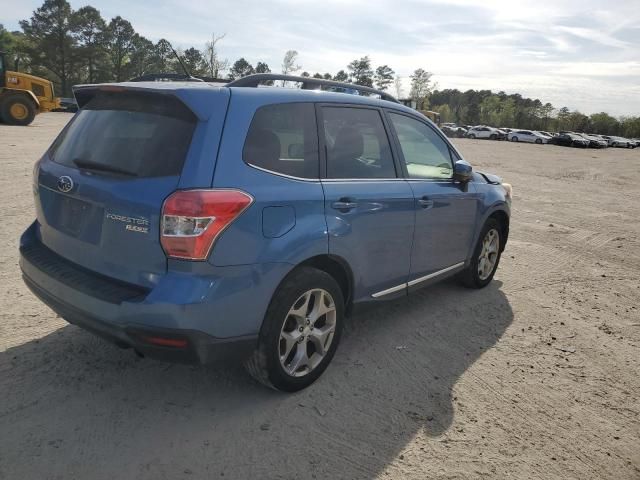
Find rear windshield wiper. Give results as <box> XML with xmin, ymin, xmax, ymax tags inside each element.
<box><xmin>72</xmin><ymin>158</ymin><xmax>138</xmax><ymax>177</ymax></box>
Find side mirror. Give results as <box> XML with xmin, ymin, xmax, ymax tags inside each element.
<box><xmin>453</xmin><ymin>160</ymin><xmax>473</xmax><ymax>183</ymax></box>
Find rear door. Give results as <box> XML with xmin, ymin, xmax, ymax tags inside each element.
<box><xmin>34</xmin><ymin>89</ymin><xmax>221</xmax><ymax>287</ymax></box>
<box><xmin>319</xmin><ymin>104</ymin><xmax>414</xmax><ymax>301</ymax></box>
<box><xmin>385</xmin><ymin>110</ymin><xmax>478</xmax><ymax>288</ymax></box>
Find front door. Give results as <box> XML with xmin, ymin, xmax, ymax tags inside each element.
<box><xmin>385</xmin><ymin>111</ymin><xmax>479</xmax><ymax>287</ymax></box>
<box><xmin>319</xmin><ymin>105</ymin><xmax>415</xmax><ymax>301</ymax></box>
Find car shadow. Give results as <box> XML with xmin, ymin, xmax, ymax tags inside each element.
<box><xmin>0</xmin><ymin>279</ymin><xmax>513</xmax><ymax>479</ymax></box>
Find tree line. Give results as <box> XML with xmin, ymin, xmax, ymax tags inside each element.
<box><xmin>1</xmin><ymin>0</ymin><xmax>637</xmax><ymax>138</ymax></box>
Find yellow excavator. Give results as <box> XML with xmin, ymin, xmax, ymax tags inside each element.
<box><xmin>0</xmin><ymin>51</ymin><xmax>60</xmax><ymax>126</ymax></box>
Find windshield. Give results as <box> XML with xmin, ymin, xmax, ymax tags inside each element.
<box><xmin>50</xmin><ymin>91</ymin><xmax>196</xmax><ymax>178</ymax></box>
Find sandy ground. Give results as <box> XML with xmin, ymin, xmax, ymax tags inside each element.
<box><xmin>0</xmin><ymin>113</ymin><xmax>638</xmax><ymax>480</ymax></box>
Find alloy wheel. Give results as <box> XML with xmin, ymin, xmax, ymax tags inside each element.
<box><xmin>279</xmin><ymin>289</ymin><xmax>337</xmax><ymax>377</ymax></box>
<box><xmin>478</xmin><ymin>228</ymin><xmax>500</xmax><ymax>280</ymax></box>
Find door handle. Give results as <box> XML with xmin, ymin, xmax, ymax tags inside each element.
<box><xmin>332</xmin><ymin>198</ymin><xmax>358</xmax><ymax>211</ymax></box>
<box><xmin>418</xmin><ymin>196</ymin><xmax>434</xmax><ymax>209</ymax></box>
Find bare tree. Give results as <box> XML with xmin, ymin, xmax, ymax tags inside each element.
<box><xmin>281</xmin><ymin>50</ymin><xmax>300</xmax><ymax>75</ymax></box>
<box><xmin>394</xmin><ymin>75</ymin><xmax>403</xmax><ymax>99</ymax></box>
<box><xmin>204</xmin><ymin>32</ymin><xmax>228</xmax><ymax>79</ymax></box>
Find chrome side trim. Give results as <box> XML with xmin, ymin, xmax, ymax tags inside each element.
<box><xmin>407</xmin><ymin>262</ymin><xmax>465</xmax><ymax>287</ymax></box>
<box><xmin>371</xmin><ymin>283</ymin><xmax>406</xmax><ymax>298</ymax></box>
<box><xmin>246</xmin><ymin>163</ymin><xmax>320</xmax><ymax>182</ymax></box>
<box><xmin>322</xmin><ymin>178</ymin><xmax>404</xmax><ymax>182</ymax></box>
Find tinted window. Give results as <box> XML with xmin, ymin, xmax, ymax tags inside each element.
<box><xmin>388</xmin><ymin>113</ymin><xmax>453</xmax><ymax>179</ymax></box>
<box><xmin>243</xmin><ymin>103</ymin><xmax>318</xmax><ymax>179</ymax></box>
<box><xmin>51</xmin><ymin>92</ymin><xmax>196</xmax><ymax>178</ymax></box>
<box><xmin>31</xmin><ymin>83</ymin><xmax>45</xmax><ymax>97</ymax></box>
<box><xmin>323</xmin><ymin>107</ymin><xmax>396</xmax><ymax>179</ymax></box>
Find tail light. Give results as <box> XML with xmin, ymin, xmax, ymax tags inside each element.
<box><xmin>161</xmin><ymin>189</ymin><xmax>253</xmax><ymax>260</ymax></box>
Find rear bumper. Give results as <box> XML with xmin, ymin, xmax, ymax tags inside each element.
<box><xmin>22</xmin><ymin>273</ymin><xmax>255</xmax><ymax>363</ymax></box>
<box><xmin>17</xmin><ymin>222</ymin><xmax>287</xmax><ymax>364</ymax></box>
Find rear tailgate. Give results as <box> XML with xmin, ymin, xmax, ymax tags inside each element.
<box><xmin>33</xmin><ymin>85</ymin><xmax>229</xmax><ymax>288</ymax></box>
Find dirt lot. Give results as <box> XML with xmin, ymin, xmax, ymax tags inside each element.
<box><xmin>0</xmin><ymin>113</ymin><xmax>638</xmax><ymax>480</ymax></box>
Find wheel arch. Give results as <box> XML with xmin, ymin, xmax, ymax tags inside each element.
<box><xmin>297</xmin><ymin>254</ymin><xmax>354</xmax><ymax>314</ymax></box>
<box><xmin>270</xmin><ymin>254</ymin><xmax>354</xmax><ymax>317</ymax></box>
<box><xmin>488</xmin><ymin>208</ymin><xmax>510</xmax><ymax>251</ymax></box>
<box><xmin>1</xmin><ymin>89</ymin><xmax>40</xmax><ymax>108</ymax></box>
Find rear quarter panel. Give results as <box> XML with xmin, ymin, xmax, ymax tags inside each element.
<box><xmin>209</xmin><ymin>92</ymin><xmax>328</xmax><ymax>268</ymax></box>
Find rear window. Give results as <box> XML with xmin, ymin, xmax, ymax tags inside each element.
<box><xmin>50</xmin><ymin>92</ymin><xmax>197</xmax><ymax>178</ymax></box>
<box><xmin>243</xmin><ymin>103</ymin><xmax>319</xmax><ymax>179</ymax></box>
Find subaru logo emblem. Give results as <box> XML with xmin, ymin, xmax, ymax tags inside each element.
<box><xmin>57</xmin><ymin>176</ymin><xmax>74</xmax><ymax>193</ymax></box>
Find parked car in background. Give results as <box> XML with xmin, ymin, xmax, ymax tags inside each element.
<box><xmin>609</xmin><ymin>136</ymin><xmax>635</xmax><ymax>148</ymax></box>
<box><xmin>578</xmin><ymin>134</ymin><xmax>608</xmax><ymax>148</ymax></box>
<box><xmin>19</xmin><ymin>73</ymin><xmax>512</xmax><ymax>392</ymax></box>
<box><xmin>622</xmin><ymin>137</ymin><xmax>636</xmax><ymax>149</ymax></box>
<box><xmin>53</xmin><ymin>97</ymin><xmax>79</xmax><ymax>113</ymax></box>
<box><xmin>441</xmin><ymin>125</ymin><xmax>468</xmax><ymax>138</ymax></box>
<box><xmin>597</xmin><ymin>135</ymin><xmax>632</xmax><ymax>148</ymax></box>
<box><xmin>548</xmin><ymin>133</ymin><xmax>589</xmax><ymax>148</ymax></box>
<box><xmin>507</xmin><ymin>130</ymin><xmax>548</xmax><ymax>144</ymax></box>
<box><xmin>466</xmin><ymin>126</ymin><xmax>504</xmax><ymax>140</ymax></box>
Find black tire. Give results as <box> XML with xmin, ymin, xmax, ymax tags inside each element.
<box><xmin>511</xmin><ymin>136</ymin><xmax>519</xmax><ymax>142</ymax></box>
<box><xmin>459</xmin><ymin>218</ymin><xmax>503</xmax><ymax>289</ymax></box>
<box><xmin>535</xmin><ymin>138</ymin><xmax>542</xmax><ymax>144</ymax></box>
<box><xmin>245</xmin><ymin>267</ymin><xmax>345</xmax><ymax>392</ymax></box>
<box><xmin>490</xmin><ymin>134</ymin><xmax>497</xmax><ymax>140</ymax></box>
<box><xmin>468</xmin><ymin>133</ymin><xmax>476</xmax><ymax>139</ymax></box>
<box><xmin>0</xmin><ymin>94</ymin><xmax>37</xmax><ymax>126</ymax></box>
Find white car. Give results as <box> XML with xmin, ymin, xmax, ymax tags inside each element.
<box><xmin>599</xmin><ymin>135</ymin><xmax>630</xmax><ymax>147</ymax></box>
<box><xmin>508</xmin><ymin>130</ymin><xmax>548</xmax><ymax>144</ymax></box>
<box><xmin>466</xmin><ymin>126</ymin><xmax>504</xmax><ymax>140</ymax></box>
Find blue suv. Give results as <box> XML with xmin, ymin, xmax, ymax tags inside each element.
<box><xmin>19</xmin><ymin>74</ymin><xmax>511</xmax><ymax>391</ymax></box>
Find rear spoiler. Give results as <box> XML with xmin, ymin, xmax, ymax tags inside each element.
<box><xmin>71</xmin><ymin>83</ymin><xmax>228</xmax><ymax>121</ymax></box>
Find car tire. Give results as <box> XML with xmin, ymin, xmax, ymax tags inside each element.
<box><xmin>535</xmin><ymin>138</ymin><xmax>542</xmax><ymax>144</ymax></box>
<box><xmin>459</xmin><ymin>218</ymin><xmax>503</xmax><ymax>289</ymax></box>
<box><xmin>245</xmin><ymin>267</ymin><xmax>345</xmax><ymax>392</ymax></box>
<box><xmin>511</xmin><ymin>136</ymin><xmax>518</xmax><ymax>142</ymax></box>
<box><xmin>468</xmin><ymin>134</ymin><xmax>476</xmax><ymax>139</ymax></box>
<box><xmin>0</xmin><ymin>94</ymin><xmax>36</xmax><ymax>126</ymax></box>
<box><xmin>490</xmin><ymin>134</ymin><xmax>497</xmax><ymax>140</ymax></box>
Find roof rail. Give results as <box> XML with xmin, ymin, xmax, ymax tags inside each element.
<box><xmin>226</xmin><ymin>74</ymin><xmax>400</xmax><ymax>103</ymax></box>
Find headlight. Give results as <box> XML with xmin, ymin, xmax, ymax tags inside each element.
<box><xmin>502</xmin><ymin>183</ymin><xmax>513</xmax><ymax>201</ymax></box>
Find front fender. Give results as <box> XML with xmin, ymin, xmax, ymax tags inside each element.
<box><xmin>474</xmin><ymin>202</ymin><xmax>510</xmax><ymax>252</ymax></box>
<box><xmin>466</xmin><ymin>185</ymin><xmax>511</xmax><ymax>262</ymax></box>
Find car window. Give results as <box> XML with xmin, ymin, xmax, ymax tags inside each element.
<box><xmin>50</xmin><ymin>92</ymin><xmax>196</xmax><ymax>178</ymax></box>
<box><xmin>243</xmin><ymin>103</ymin><xmax>319</xmax><ymax>179</ymax></box>
<box><xmin>31</xmin><ymin>83</ymin><xmax>45</xmax><ymax>97</ymax></box>
<box><xmin>388</xmin><ymin>112</ymin><xmax>453</xmax><ymax>180</ymax></box>
<box><xmin>322</xmin><ymin>107</ymin><xmax>396</xmax><ymax>179</ymax></box>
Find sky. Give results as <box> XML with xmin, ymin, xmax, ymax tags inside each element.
<box><xmin>2</xmin><ymin>0</ymin><xmax>639</xmax><ymax>116</ymax></box>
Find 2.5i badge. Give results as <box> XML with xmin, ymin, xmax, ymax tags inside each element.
<box><xmin>105</xmin><ymin>212</ymin><xmax>150</xmax><ymax>234</ymax></box>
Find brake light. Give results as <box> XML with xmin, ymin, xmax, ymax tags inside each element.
<box><xmin>161</xmin><ymin>189</ymin><xmax>253</xmax><ymax>260</ymax></box>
